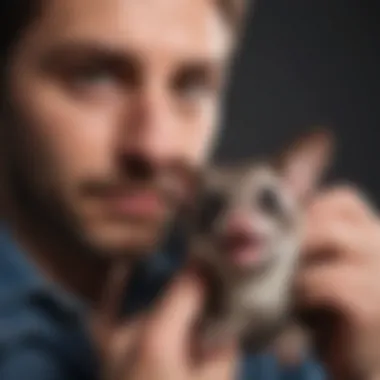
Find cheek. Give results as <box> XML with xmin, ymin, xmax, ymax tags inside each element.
<box><xmin>264</xmin><ymin>219</ymin><xmax>290</xmax><ymax>250</ymax></box>
<box><xmin>178</xmin><ymin>102</ymin><xmax>219</xmax><ymax>165</ymax></box>
<box><xmin>9</xmin><ymin>76</ymin><xmax>121</xmax><ymax>191</ymax></box>
<box><xmin>249</xmin><ymin>215</ymin><xmax>279</xmax><ymax>237</ymax></box>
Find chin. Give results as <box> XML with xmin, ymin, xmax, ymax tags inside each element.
<box><xmin>85</xmin><ymin>220</ymin><xmax>167</xmax><ymax>258</ymax></box>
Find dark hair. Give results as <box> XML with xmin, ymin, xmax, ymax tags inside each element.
<box><xmin>0</xmin><ymin>1</ymin><xmax>42</xmax><ymax>61</ymax></box>
<box><xmin>0</xmin><ymin>0</ymin><xmax>249</xmax><ymax>65</ymax></box>
<box><xmin>218</xmin><ymin>0</ymin><xmax>250</xmax><ymax>33</ymax></box>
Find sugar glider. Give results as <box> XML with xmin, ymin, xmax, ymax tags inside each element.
<box><xmin>188</xmin><ymin>129</ymin><xmax>334</xmax><ymax>353</ymax></box>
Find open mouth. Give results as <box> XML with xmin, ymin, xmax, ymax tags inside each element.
<box><xmin>220</xmin><ymin>230</ymin><xmax>265</xmax><ymax>268</ymax></box>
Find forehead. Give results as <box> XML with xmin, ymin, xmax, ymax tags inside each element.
<box><xmin>205</xmin><ymin>163</ymin><xmax>281</xmax><ymax>195</ymax></box>
<box><xmin>23</xmin><ymin>0</ymin><xmax>232</xmax><ymax>64</ymax></box>
<box><xmin>243</xmin><ymin>165</ymin><xmax>281</xmax><ymax>191</ymax></box>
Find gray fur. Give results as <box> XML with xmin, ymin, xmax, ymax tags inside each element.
<box><xmin>188</xmin><ymin>129</ymin><xmax>333</xmax><ymax>353</ymax></box>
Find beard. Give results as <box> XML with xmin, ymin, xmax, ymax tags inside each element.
<box><xmin>0</xmin><ymin>94</ymin><xmax>199</xmax><ymax>261</ymax></box>
<box><xmin>4</xmin><ymin>152</ymin><xmax>189</xmax><ymax>260</ymax></box>
<box><xmin>2</xmin><ymin>126</ymin><xmax>196</xmax><ymax>261</ymax></box>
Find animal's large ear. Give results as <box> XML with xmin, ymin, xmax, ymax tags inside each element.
<box><xmin>274</xmin><ymin>128</ymin><xmax>334</xmax><ymax>202</ymax></box>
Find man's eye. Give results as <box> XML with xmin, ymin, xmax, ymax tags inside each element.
<box><xmin>178</xmin><ymin>82</ymin><xmax>210</xmax><ymax>100</ymax></box>
<box><xmin>60</xmin><ymin>64</ymin><xmax>125</xmax><ymax>100</ymax></box>
<box><xmin>69</xmin><ymin>65</ymin><xmax>116</xmax><ymax>86</ymax></box>
<box><xmin>173</xmin><ymin>70</ymin><xmax>213</xmax><ymax>101</ymax></box>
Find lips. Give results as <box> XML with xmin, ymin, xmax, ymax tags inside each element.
<box><xmin>108</xmin><ymin>190</ymin><xmax>166</xmax><ymax>218</ymax></box>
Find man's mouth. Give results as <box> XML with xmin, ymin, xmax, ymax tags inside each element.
<box><xmin>103</xmin><ymin>177</ymin><xmax>191</xmax><ymax>220</ymax></box>
<box><xmin>108</xmin><ymin>190</ymin><xmax>167</xmax><ymax>219</ymax></box>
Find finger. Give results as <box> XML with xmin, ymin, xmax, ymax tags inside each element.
<box><xmin>301</xmin><ymin>218</ymin><xmax>370</xmax><ymax>264</ymax></box>
<box><xmin>141</xmin><ymin>268</ymin><xmax>206</xmax><ymax>362</ymax></box>
<box><xmin>109</xmin><ymin>317</ymin><xmax>147</xmax><ymax>379</ymax></box>
<box><xmin>196</xmin><ymin>341</ymin><xmax>239</xmax><ymax>380</ymax></box>
<box><xmin>294</xmin><ymin>263</ymin><xmax>362</xmax><ymax>314</ymax></box>
<box><xmin>294</xmin><ymin>263</ymin><xmax>370</xmax><ymax>377</ymax></box>
<box><xmin>294</xmin><ymin>264</ymin><xmax>359</xmax><ymax>362</ymax></box>
<box><xmin>308</xmin><ymin>186</ymin><xmax>376</xmax><ymax>224</ymax></box>
<box><xmin>103</xmin><ymin>317</ymin><xmax>143</xmax><ymax>380</ymax></box>
<box><xmin>90</xmin><ymin>314</ymin><xmax>142</xmax><ymax>380</ymax></box>
<box><xmin>297</xmin><ymin>262</ymin><xmax>380</xmax><ymax>334</ymax></box>
<box><xmin>111</xmin><ymin>318</ymin><xmax>143</xmax><ymax>359</ymax></box>
<box><xmin>302</xmin><ymin>215</ymin><xmax>380</xmax><ymax>265</ymax></box>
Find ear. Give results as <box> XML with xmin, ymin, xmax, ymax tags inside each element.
<box><xmin>275</xmin><ymin>128</ymin><xmax>334</xmax><ymax>202</ymax></box>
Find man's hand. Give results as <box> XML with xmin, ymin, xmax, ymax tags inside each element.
<box><xmin>296</xmin><ymin>186</ymin><xmax>380</xmax><ymax>379</ymax></box>
<box><xmin>90</xmin><ymin>265</ymin><xmax>238</xmax><ymax>380</ymax></box>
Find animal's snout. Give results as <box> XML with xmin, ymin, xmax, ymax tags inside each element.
<box><xmin>222</xmin><ymin>212</ymin><xmax>254</xmax><ymax>236</ymax></box>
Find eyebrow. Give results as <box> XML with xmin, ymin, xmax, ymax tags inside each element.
<box><xmin>40</xmin><ymin>40</ymin><xmax>228</xmax><ymax>69</ymax></box>
<box><xmin>39</xmin><ymin>41</ymin><xmax>140</xmax><ymax>69</ymax></box>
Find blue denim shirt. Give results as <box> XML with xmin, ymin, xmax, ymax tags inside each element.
<box><xmin>0</xmin><ymin>225</ymin><xmax>325</xmax><ymax>380</ymax></box>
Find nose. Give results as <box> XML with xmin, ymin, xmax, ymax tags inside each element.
<box><xmin>118</xmin><ymin>153</ymin><xmax>155</xmax><ymax>181</ymax></box>
<box><xmin>119</xmin><ymin>83</ymin><xmax>179</xmax><ymax>164</ymax></box>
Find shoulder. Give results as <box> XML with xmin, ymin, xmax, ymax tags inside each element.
<box><xmin>0</xmin><ymin>288</ymin><xmax>97</xmax><ymax>380</ymax></box>
<box><xmin>0</xmin><ymin>291</ymin><xmax>63</xmax><ymax>379</ymax></box>
<box><xmin>300</xmin><ymin>360</ymin><xmax>326</xmax><ymax>380</ymax></box>
<box><xmin>0</xmin><ymin>343</ymin><xmax>68</xmax><ymax>380</ymax></box>
<box><xmin>0</xmin><ymin>228</ymin><xmax>67</xmax><ymax>351</ymax></box>
<box><xmin>277</xmin><ymin>359</ymin><xmax>326</xmax><ymax>380</ymax></box>
<box><xmin>0</xmin><ymin>228</ymin><xmax>96</xmax><ymax>380</ymax></box>
<box><xmin>240</xmin><ymin>353</ymin><xmax>326</xmax><ymax>380</ymax></box>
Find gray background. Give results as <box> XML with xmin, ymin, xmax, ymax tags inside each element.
<box><xmin>216</xmin><ymin>0</ymin><xmax>380</xmax><ymax>203</ymax></box>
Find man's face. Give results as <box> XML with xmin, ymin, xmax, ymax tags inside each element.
<box><xmin>4</xmin><ymin>0</ymin><xmax>233</xmax><ymax>257</ymax></box>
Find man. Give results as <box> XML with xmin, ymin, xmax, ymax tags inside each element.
<box><xmin>1</xmin><ymin>1</ymin><xmax>380</xmax><ymax>379</ymax></box>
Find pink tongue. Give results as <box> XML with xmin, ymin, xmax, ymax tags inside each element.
<box><xmin>222</xmin><ymin>213</ymin><xmax>264</xmax><ymax>267</ymax></box>
<box><xmin>223</xmin><ymin>233</ymin><xmax>263</xmax><ymax>266</ymax></box>
<box><xmin>228</xmin><ymin>245</ymin><xmax>261</xmax><ymax>266</ymax></box>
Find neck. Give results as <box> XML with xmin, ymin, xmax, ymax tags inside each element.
<box><xmin>0</xmin><ymin>187</ymin><xmax>123</xmax><ymax>308</ymax></box>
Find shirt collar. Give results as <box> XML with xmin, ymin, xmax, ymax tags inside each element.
<box><xmin>0</xmin><ymin>221</ymin><xmax>186</xmax><ymax>317</ymax></box>
<box><xmin>0</xmin><ymin>222</ymin><xmax>86</xmax><ymax>319</ymax></box>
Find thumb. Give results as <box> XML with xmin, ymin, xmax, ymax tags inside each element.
<box><xmin>142</xmin><ymin>267</ymin><xmax>206</xmax><ymax>362</ymax></box>
<box><xmin>102</xmin><ymin>318</ymin><xmax>143</xmax><ymax>380</ymax></box>
<box><xmin>196</xmin><ymin>341</ymin><xmax>239</xmax><ymax>380</ymax></box>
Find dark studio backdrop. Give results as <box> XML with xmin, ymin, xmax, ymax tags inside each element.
<box><xmin>216</xmin><ymin>0</ymin><xmax>380</xmax><ymax>205</ymax></box>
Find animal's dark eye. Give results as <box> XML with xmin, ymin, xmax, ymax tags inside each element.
<box><xmin>257</xmin><ymin>188</ymin><xmax>282</xmax><ymax>215</ymax></box>
<box><xmin>197</xmin><ymin>191</ymin><xmax>225</xmax><ymax>232</ymax></box>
